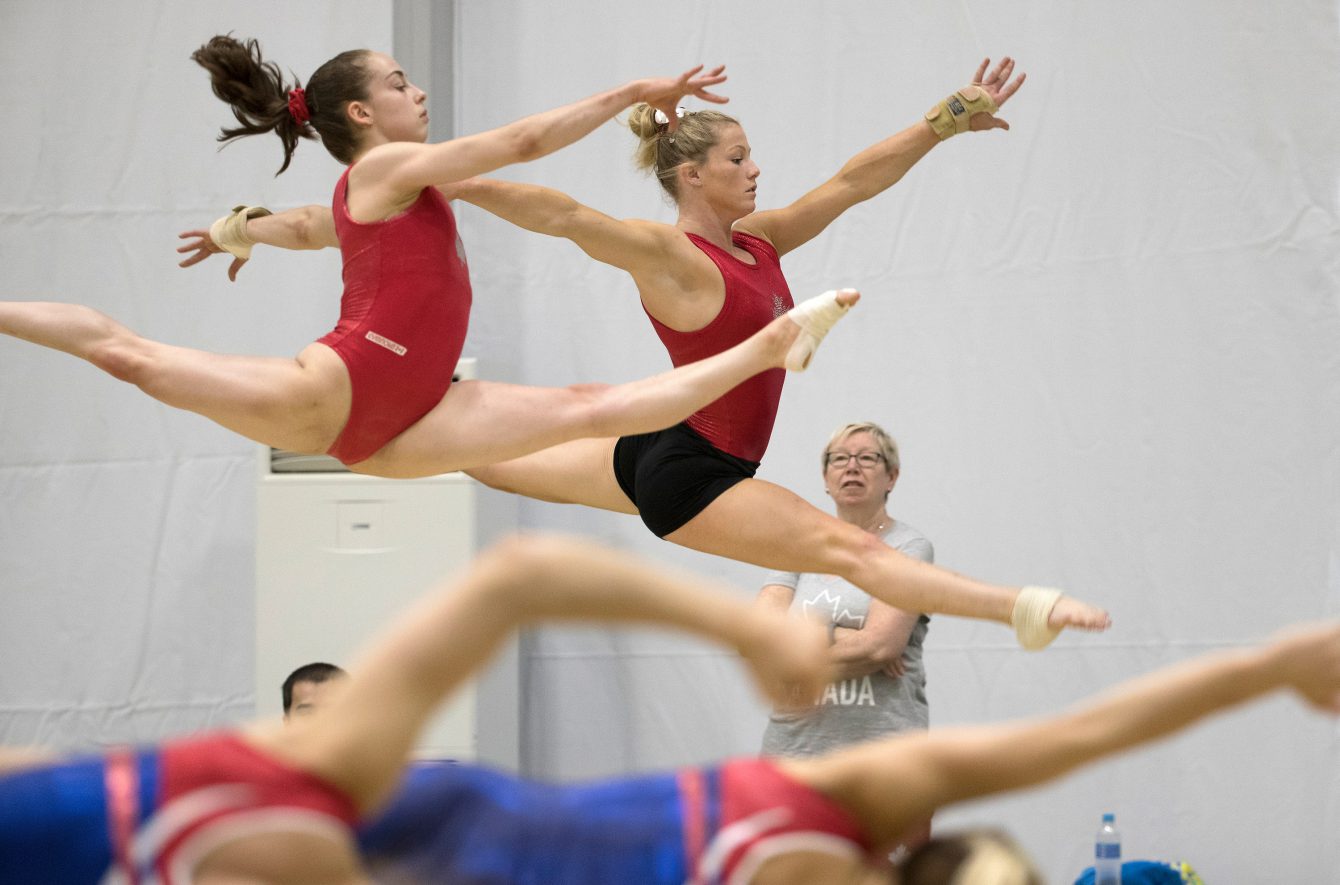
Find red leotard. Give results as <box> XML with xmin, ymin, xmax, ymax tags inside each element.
<box><xmin>317</xmin><ymin>168</ymin><xmax>473</xmax><ymax>465</ymax></box>
<box><xmin>685</xmin><ymin>758</ymin><xmax>878</xmax><ymax>884</ymax></box>
<box><xmin>144</xmin><ymin>734</ymin><xmax>359</xmax><ymax>882</ymax></box>
<box><xmin>647</xmin><ymin>232</ymin><xmax>793</xmax><ymax>463</ymax></box>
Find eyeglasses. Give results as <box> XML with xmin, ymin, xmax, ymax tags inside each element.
<box><xmin>824</xmin><ymin>451</ymin><xmax>886</xmax><ymax>470</ymax></box>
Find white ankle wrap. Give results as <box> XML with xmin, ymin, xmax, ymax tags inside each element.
<box><xmin>1012</xmin><ymin>586</ymin><xmax>1063</xmax><ymax>650</ymax></box>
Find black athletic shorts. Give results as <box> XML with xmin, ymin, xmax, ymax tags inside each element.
<box><xmin>612</xmin><ymin>422</ymin><xmax>760</xmax><ymax>538</ymax></box>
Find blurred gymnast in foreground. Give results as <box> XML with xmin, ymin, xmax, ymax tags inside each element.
<box><xmin>5</xmin><ymin>536</ymin><xmax>1339</xmax><ymax>883</ymax></box>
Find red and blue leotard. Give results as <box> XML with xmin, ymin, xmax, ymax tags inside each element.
<box><xmin>317</xmin><ymin>170</ymin><xmax>473</xmax><ymax>465</ymax></box>
<box><xmin>357</xmin><ymin>756</ymin><xmax>877</xmax><ymax>884</ymax></box>
<box><xmin>1</xmin><ymin>745</ymin><xmax>875</xmax><ymax>883</ymax></box>
<box><xmin>686</xmin><ymin>758</ymin><xmax>877</xmax><ymax>884</ymax></box>
<box><xmin>0</xmin><ymin>733</ymin><xmax>359</xmax><ymax>884</ymax></box>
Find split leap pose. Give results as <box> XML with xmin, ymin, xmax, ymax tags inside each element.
<box><xmin>6</xmin><ymin>537</ymin><xmax>1338</xmax><ymax>882</ymax></box>
<box><xmin>0</xmin><ymin>35</ymin><xmax>852</xmax><ymax>476</ymax></box>
<box><xmin>447</xmin><ymin>59</ymin><xmax>1110</xmax><ymax>646</ymax></box>
<box><xmin>187</xmin><ymin>58</ymin><xmax>1109</xmax><ymax>648</ymax></box>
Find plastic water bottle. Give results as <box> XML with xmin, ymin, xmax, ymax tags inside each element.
<box><xmin>1094</xmin><ymin>812</ymin><xmax>1121</xmax><ymax>885</ymax></box>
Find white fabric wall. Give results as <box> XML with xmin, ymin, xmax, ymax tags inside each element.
<box><xmin>0</xmin><ymin>1</ymin><xmax>390</xmax><ymax>741</ymax></box>
<box><xmin>1</xmin><ymin>1</ymin><xmax>1338</xmax><ymax>881</ymax></box>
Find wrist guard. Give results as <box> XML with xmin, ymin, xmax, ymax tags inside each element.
<box><xmin>209</xmin><ymin>205</ymin><xmax>273</xmax><ymax>259</ymax></box>
<box><xmin>923</xmin><ymin>84</ymin><xmax>998</xmax><ymax>140</ymax></box>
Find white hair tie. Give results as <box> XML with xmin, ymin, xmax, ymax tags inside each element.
<box><xmin>653</xmin><ymin>106</ymin><xmax>687</xmax><ymax>126</ymax></box>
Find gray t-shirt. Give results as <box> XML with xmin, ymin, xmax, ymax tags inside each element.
<box><xmin>760</xmin><ymin>520</ymin><xmax>933</xmax><ymax>758</ymax></box>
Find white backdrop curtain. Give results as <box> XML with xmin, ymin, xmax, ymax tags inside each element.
<box><xmin>2</xmin><ymin>1</ymin><xmax>1338</xmax><ymax>880</ymax></box>
<box><xmin>0</xmin><ymin>1</ymin><xmax>390</xmax><ymax>738</ymax></box>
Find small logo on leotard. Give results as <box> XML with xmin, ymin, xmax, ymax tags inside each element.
<box><xmin>365</xmin><ymin>331</ymin><xmax>408</xmax><ymax>356</ymax></box>
<box><xmin>771</xmin><ymin>293</ymin><xmax>787</xmax><ymax>318</ymax></box>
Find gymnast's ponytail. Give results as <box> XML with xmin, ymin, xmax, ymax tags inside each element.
<box><xmin>192</xmin><ymin>34</ymin><xmax>371</xmax><ymax>173</ymax></box>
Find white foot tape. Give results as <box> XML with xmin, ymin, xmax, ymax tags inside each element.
<box><xmin>1012</xmin><ymin>586</ymin><xmax>1063</xmax><ymax>650</ymax></box>
<box><xmin>785</xmin><ymin>289</ymin><xmax>855</xmax><ymax>371</ymax></box>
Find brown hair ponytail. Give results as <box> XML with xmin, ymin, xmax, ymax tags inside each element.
<box><xmin>192</xmin><ymin>34</ymin><xmax>372</xmax><ymax>173</ymax></box>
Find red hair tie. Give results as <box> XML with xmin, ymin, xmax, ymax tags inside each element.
<box><xmin>287</xmin><ymin>88</ymin><xmax>311</xmax><ymax>125</ymax></box>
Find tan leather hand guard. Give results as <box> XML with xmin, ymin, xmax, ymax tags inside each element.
<box><xmin>923</xmin><ymin>84</ymin><xmax>998</xmax><ymax>140</ymax></box>
<box><xmin>208</xmin><ymin>205</ymin><xmax>273</xmax><ymax>260</ymax></box>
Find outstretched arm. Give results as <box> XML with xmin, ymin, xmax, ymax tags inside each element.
<box><xmin>177</xmin><ymin>204</ymin><xmax>337</xmax><ymax>281</ymax></box>
<box><xmin>741</xmin><ymin>57</ymin><xmax>1025</xmax><ymax>257</ymax></box>
<box><xmin>255</xmin><ymin>534</ymin><xmax>831</xmax><ymax>814</ymax></box>
<box><xmin>369</xmin><ymin>66</ymin><xmax>728</xmax><ymax>196</ymax></box>
<box><xmin>452</xmin><ymin>177</ymin><xmax>679</xmax><ymax>277</ymax></box>
<box><xmin>794</xmin><ymin>622</ymin><xmax>1340</xmax><ymax>847</ymax></box>
<box><xmin>452</xmin><ymin>177</ymin><xmax>722</xmax><ymax>323</ymax></box>
<box><xmin>0</xmin><ymin>747</ymin><xmax>58</xmax><ymax>776</ymax></box>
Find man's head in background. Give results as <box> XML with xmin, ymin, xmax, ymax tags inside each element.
<box><xmin>282</xmin><ymin>661</ymin><xmax>348</xmax><ymax>721</ymax></box>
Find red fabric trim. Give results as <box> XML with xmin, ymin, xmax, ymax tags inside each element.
<box><xmin>678</xmin><ymin>767</ymin><xmax>707</xmax><ymax>878</ymax></box>
<box><xmin>105</xmin><ymin>750</ymin><xmax>140</xmax><ymax>884</ymax></box>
